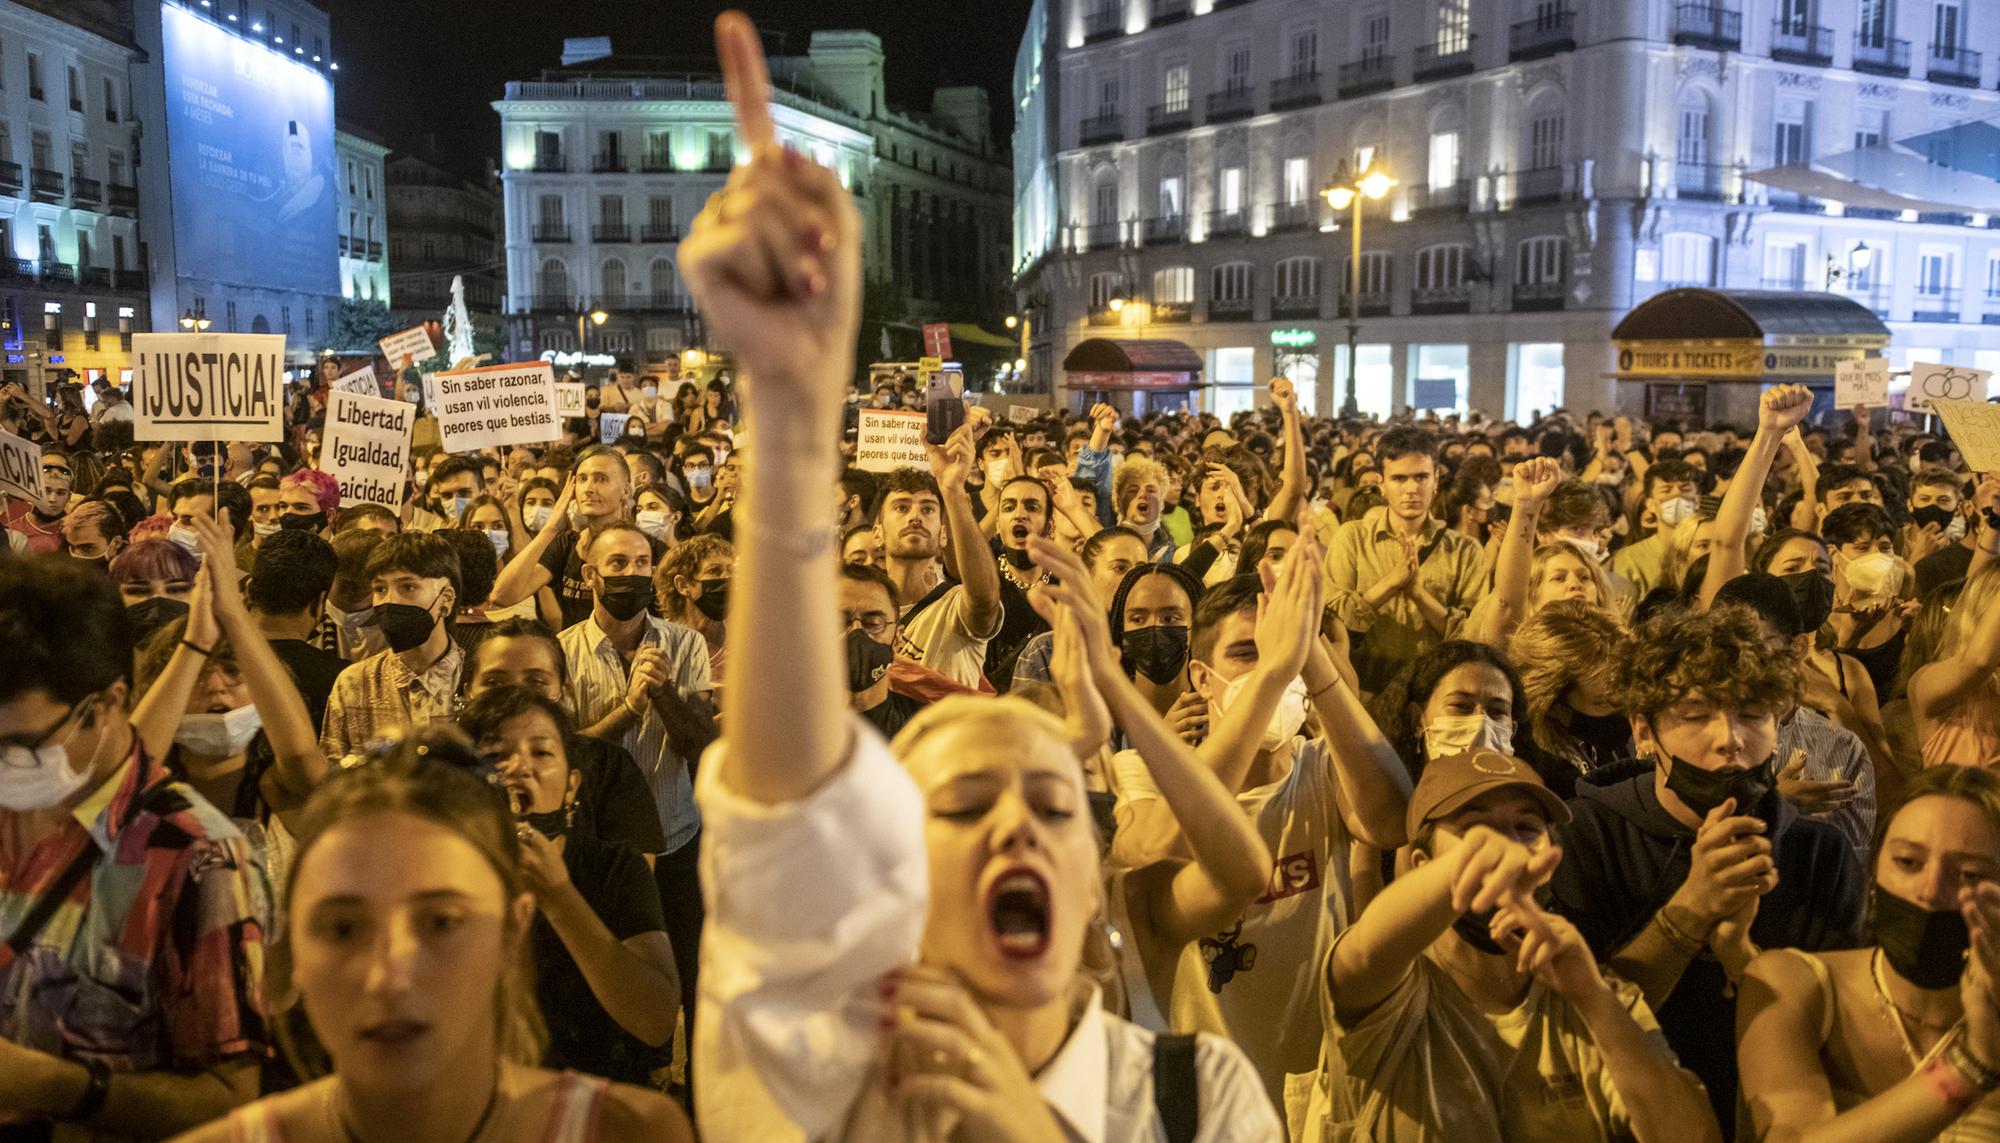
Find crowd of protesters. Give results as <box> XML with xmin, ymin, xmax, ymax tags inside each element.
<box><xmin>2</xmin><ymin>14</ymin><xmax>2000</xmax><ymax>1143</ymax></box>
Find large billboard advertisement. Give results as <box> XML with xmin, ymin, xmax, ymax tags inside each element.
<box><xmin>161</xmin><ymin>5</ymin><xmax>337</xmax><ymax>296</ymax></box>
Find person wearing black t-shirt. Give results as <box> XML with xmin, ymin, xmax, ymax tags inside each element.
<box><xmin>460</xmin><ymin>685</ymin><xmax>678</xmax><ymax>1086</ymax></box>
<box><xmin>839</xmin><ymin>563</ymin><xmax>928</xmax><ymax>739</ymax></box>
<box><xmin>490</xmin><ymin>445</ymin><xmax>665</xmax><ymax>629</ymax></box>
<box><xmin>245</xmin><ymin>529</ymin><xmax>347</xmax><ymax>730</ymax></box>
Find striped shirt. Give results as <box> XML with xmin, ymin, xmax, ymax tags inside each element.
<box><xmin>558</xmin><ymin>614</ymin><xmax>713</xmax><ymax>855</ymax></box>
<box><xmin>0</xmin><ymin>748</ymin><xmax>270</xmax><ymax>1077</ymax></box>
<box><xmin>1777</xmin><ymin>705</ymin><xmax>1878</xmax><ymax>859</ymax></box>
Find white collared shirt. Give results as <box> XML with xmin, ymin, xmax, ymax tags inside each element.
<box><xmin>694</xmin><ymin>722</ymin><xmax>1281</xmax><ymax>1143</ymax></box>
<box><xmin>559</xmin><ymin>612</ymin><xmax>712</xmax><ymax>854</ymax></box>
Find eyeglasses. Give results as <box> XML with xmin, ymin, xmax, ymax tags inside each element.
<box><xmin>0</xmin><ymin>694</ymin><xmax>95</xmax><ymax>767</ymax></box>
<box><xmin>840</xmin><ymin>611</ymin><xmax>895</xmax><ymax>638</ymax></box>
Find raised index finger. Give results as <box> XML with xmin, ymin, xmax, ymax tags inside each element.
<box><xmin>716</xmin><ymin>12</ymin><xmax>776</xmax><ymax>152</ymax></box>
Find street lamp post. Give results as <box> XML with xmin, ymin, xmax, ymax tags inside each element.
<box><xmin>577</xmin><ymin>306</ymin><xmax>608</xmax><ymax>359</ymax></box>
<box><xmin>1322</xmin><ymin>166</ymin><xmax>1395</xmax><ymax>417</ymax></box>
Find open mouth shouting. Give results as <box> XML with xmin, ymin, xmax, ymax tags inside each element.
<box><xmin>1007</xmin><ymin>521</ymin><xmax>1032</xmax><ymax>548</ymax></box>
<box><xmin>985</xmin><ymin>868</ymin><xmax>1052</xmax><ymax>959</ymax></box>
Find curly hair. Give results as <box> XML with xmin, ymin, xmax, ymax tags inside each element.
<box><xmin>655</xmin><ymin>533</ymin><xmax>734</xmax><ymax>624</ymax></box>
<box><xmin>1367</xmin><ymin>640</ymin><xmax>1527</xmax><ymax>783</ymax></box>
<box><xmin>281</xmin><ymin>468</ymin><xmax>341</xmax><ymax>515</ymax></box>
<box><xmin>1615</xmin><ymin>605</ymin><xmax>1797</xmax><ymax>719</ymax></box>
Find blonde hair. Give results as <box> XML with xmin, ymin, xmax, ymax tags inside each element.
<box><xmin>1509</xmin><ymin>601</ymin><xmax>1628</xmax><ymax>772</ymax></box>
<box><xmin>1112</xmin><ymin>457</ymin><xmax>1169</xmax><ymax>520</ymax></box>
<box><xmin>1663</xmin><ymin>513</ymin><xmax>1713</xmax><ymax>589</ymax></box>
<box><xmin>1939</xmin><ymin>561</ymin><xmax>2000</xmax><ymax>665</ymax></box>
<box><xmin>1527</xmin><ymin>541</ymin><xmax>1612</xmax><ymax>615</ymax></box>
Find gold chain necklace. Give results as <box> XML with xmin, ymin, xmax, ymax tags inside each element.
<box><xmin>1871</xmin><ymin>949</ymin><xmax>1960</xmax><ymax>1065</ymax></box>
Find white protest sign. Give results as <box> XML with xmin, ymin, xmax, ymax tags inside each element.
<box><xmin>0</xmin><ymin>425</ymin><xmax>43</xmax><ymax>503</ymax></box>
<box><xmin>131</xmin><ymin>333</ymin><xmax>287</xmax><ymax>443</ymax></box>
<box><xmin>320</xmin><ymin>389</ymin><xmax>415</xmax><ymax>509</ymax></box>
<box><xmin>379</xmin><ymin>325</ymin><xmax>436</xmax><ymax>371</ymax></box>
<box><xmin>855</xmin><ymin>409</ymin><xmax>931</xmax><ymax>473</ymax></box>
<box><xmin>430</xmin><ymin>362</ymin><xmax>561</xmax><ymax>454</ymax></box>
<box><xmin>1008</xmin><ymin>404</ymin><xmax>1038</xmax><ymax>424</ymax></box>
<box><xmin>333</xmin><ymin>363</ymin><xmax>379</xmax><ymax>397</ymax></box>
<box><xmin>1907</xmin><ymin>362</ymin><xmax>1993</xmax><ymax>414</ymax></box>
<box><xmin>598</xmin><ymin>412</ymin><xmax>631</xmax><ymax>444</ymax></box>
<box><xmin>1932</xmin><ymin>398</ymin><xmax>2000</xmax><ymax>474</ymax></box>
<box><xmin>1835</xmin><ymin>359</ymin><xmax>1889</xmax><ymax>409</ymax></box>
<box><xmin>555</xmin><ymin>382</ymin><xmax>587</xmax><ymax>418</ymax></box>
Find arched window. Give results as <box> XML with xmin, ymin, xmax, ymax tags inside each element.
<box><xmin>601</xmin><ymin>258</ymin><xmax>627</xmax><ymax>303</ymax></box>
<box><xmin>1275</xmin><ymin>256</ymin><xmax>1319</xmax><ymax>299</ymax></box>
<box><xmin>1211</xmin><ymin>262</ymin><xmax>1254</xmax><ymax>313</ymax></box>
<box><xmin>1089</xmin><ymin>271</ymin><xmax>1126</xmax><ymax>310</ymax></box>
<box><xmin>650</xmin><ymin>258</ymin><xmax>677</xmax><ymax>305</ymax></box>
<box><xmin>1675</xmin><ymin>90</ymin><xmax>1720</xmax><ymax>199</ymax></box>
<box><xmin>1415</xmin><ymin>244</ymin><xmax>1469</xmax><ymax>293</ymax></box>
<box><xmin>1525</xmin><ymin>90</ymin><xmax>1565</xmax><ymax>171</ymax></box>
<box><xmin>537</xmin><ymin>257</ymin><xmax>570</xmax><ymax>302</ymax></box>
<box><xmin>1152</xmin><ymin>266</ymin><xmax>1194</xmax><ymax>303</ymax></box>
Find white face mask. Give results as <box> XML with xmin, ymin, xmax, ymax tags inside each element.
<box><xmin>0</xmin><ymin>698</ymin><xmax>102</xmax><ymax>811</ymax></box>
<box><xmin>523</xmin><ymin>505</ymin><xmax>553</xmax><ymax>533</ymax></box>
<box><xmin>1422</xmin><ymin>711</ymin><xmax>1516</xmax><ymax>761</ymax></box>
<box><xmin>486</xmin><ymin>529</ymin><xmax>510</xmax><ymax>557</ymax></box>
<box><xmin>252</xmin><ymin>521</ymin><xmax>282</xmax><ymax>539</ymax></box>
<box><xmin>1565</xmin><ymin>535</ymin><xmax>1606</xmax><ymax>564</ymax></box>
<box><xmin>327</xmin><ymin>603</ymin><xmax>376</xmax><ymax>629</ymax></box>
<box><xmin>635</xmin><ymin>509</ymin><xmax>672</xmax><ymax>542</ymax></box>
<box><xmin>1948</xmin><ymin>514</ymin><xmax>1968</xmax><ymax>543</ymax></box>
<box><xmin>1657</xmin><ymin>497</ymin><xmax>1698</xmax><ymax>528</ymax></box>
<box><xmin>174</xmin><ymin>704</ymin><xmax>263</xmax><ymax>757</ymax></box>
<box><xmin>1209</xmin><ymin>671</ymin><xmax>1310</xmax><ymax>753</ymax></box>
<box><xmin>1749</xmin><ymin>505</ymin><xmax>1768</xmax><ymax>535</ymax></box>
<box><xmin>642</xmin><ymin>386</ymin><xmax>659</xmax><ymax>400</ymax></box>
<box><xmin>1843</xmin><ymin>551</ymin><xmax>1905</xmax><ymax>601</ymax></box>
<box><xmin>1202</xmin><ymin>552</ymin><xmax>1239</xmax><ymax>587</ymax></box>
<box><xmin>167</xmin><ymin>524</ymin><xmax>202</xmax><ymax>556</ymax></box>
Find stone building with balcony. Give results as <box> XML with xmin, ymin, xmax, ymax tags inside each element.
<box><xmin>0</xmin><ymin>0</ymin><xmax>149</xmax><ymax>391</ymax></box>
<box><xmin>336</xmin><ymin>122</ymin><xmax>391</xmax><ymax>308</ymax></box>
<box><xmin>495</xmin><ymin>32</ymin><xmax>1011</xmax><ymax>376</ymax></box>
<box><xmin>386</xmin><ymin>149</ymin><xmax>501</xmax><ymax>335</ymax></box>
<box><xmin>1013</xmin><ymin>0</ymin><xmax>2000</xmax><ymax>421</ymax></box>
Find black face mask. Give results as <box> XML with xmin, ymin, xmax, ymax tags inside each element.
<box><xmin>1662</xmin><ymin>747</ymin><xmax>1777</xmax><ymax>819</ymax></box>
<box><xmin>846</xmin><ymin>627</ymin><xmax>894</xmax><ymax>693</ymax></box>
<box><xmin>280</xmin><ymin>511</ymin><xmax>327</xmax><ymax>533</ymax></box>
<box><xmin>596</xmin><ymin>574</ymin><xmax>652</xmax><ymax>622</ymax></box>
<box><xmin>1781</xmin><ymin>571</ymin><xmax>1837</xmax><ymax>633</ymax></box>
<box><xmin>1909</xmin><ymin>505</ymin><xmax>1957</xmax><ymax>533</ymax></box>
<box><xmin>520</xmin><ymin>802</ymin><xmax>575</xmax><ymax>842</ymax></box>
<box><xmin>1122</xmin><ymin>624</ymin><xmax>1190</xmax><ymax>686</ymax></box>
<box><xmin>73</xmin><ymin>555</ymin><xmax>110</xmax><ymax>575</ymax></box>
<box><xmin>1873</xmin><ymin>883</ymin><xmax>1970</xmax><ymax>990</ymax></box>
<box><xmin>1562</xmin><ymin>707</ymin><xmax>1634</xmax><ymax>767</ymax></box>
<box><xmin>693</xmin><ymin>578</ymin><xmax>729</xmax><ymax>622</ymax></box>
<box><xmin>127</xmin><ymin>596</ymin><xmax>190</xmax><ymax>643</ymax></box>
<box><xmin>1453</xmin><ymin>908</ymin><xmax>1510</xmax><ymax>956</ymax></box>
<box><xmin>377</xmin><ymin>600</ymin><xmax>441</xmax><ymax>653</ymax></box>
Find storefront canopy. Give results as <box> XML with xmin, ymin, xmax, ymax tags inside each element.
<box><xmin>1062</xmin><ymin>338</ymin><xmax>1206</xmax><ymax>391</ymax></box>
<box><xmin>1611</xmin><ymin>288</ymin><xmax>1891</xmax><ymax>388</ymax></box>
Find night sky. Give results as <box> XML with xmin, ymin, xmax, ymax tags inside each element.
<box><xmin>316</xmin><ymin>0</ymin><xmax>1034</xmax><ymax>175</ymax></box>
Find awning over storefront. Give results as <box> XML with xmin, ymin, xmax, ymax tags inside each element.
<box><xmin>1062</xmin><ymin>338</ymin><xmax>1205</xmax><ymax>390</ymax></box>
<box><xmin>1610</xmin><ymin>289</ymin><xmax>1890</xmax><ymax>384</ymax></box>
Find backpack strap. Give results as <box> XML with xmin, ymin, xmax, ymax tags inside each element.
<box><xmin>898</xmin><ymin>577</ymin><xmax>957</xmax><ymax>629</ymax></box>
<box><xmin>1153</xmin><ymin>1032</ymin><xmax>1200</xmax><ymax>1143</ymax></box>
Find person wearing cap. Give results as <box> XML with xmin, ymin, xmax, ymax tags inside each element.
<box><xmin>1301</xmin><ymin>747</ymin><xmax>1719</xmax><ymax>1142</ymax></box>
<box><xmin>1546</xmin><ymin>605</ymin><xmax>1866</xmax><ymax>1128</ymax></box>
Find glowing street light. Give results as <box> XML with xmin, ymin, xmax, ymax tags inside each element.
<box><xmin>1321</xmin><ymin>164</ymin><xmax>1396</xmax><ymax>416</ymax></box>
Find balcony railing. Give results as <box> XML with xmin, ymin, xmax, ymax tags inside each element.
<box><xmin>1079</xmin><ymin>110</ymin><xmax>1124</xmax><ymax>145</ymax></box>
<box><xmin>592</xmin><ymin>223</ymin><xmax>631</xmax><ymax>243</ymax></box>
<box><xmin>1982</xmin><ymin>293</ymin><xmax>2000</xmax><ymax>326</ymax></box>
<box><xmin>30</xmin><ymin>168</ymin><xmax>63</xmax><ymax>202</ymax></box>
<box><xmin>1147</xmin><ymin>102</ymin><xmax>1192</xmax><ymax>135</ymax></box>
<box><xmin>0</xmin><ymin>258</ymin><xmax>31</xmax><ymax>281</ymax></box>
<box><xmin>531</xmin><ymin>154</ymin><xmax>567</xmax><ymax>173</ymax></box>
<box><xmin>1770</xmin><ymin>20</ymin><xmax>1833</xmax><ymax>65</ymax></box>
<box><xmin>0</xmin><ymin>161</ymin><xmax>19</xmax><ymax>191</ymax></box>
<box><xmin>1205</xmin><ymin>209</ymin><xmax>1246</xmax><ymax>239</ymax></box>
<box><xmin>79</xmin><ymin>266</ymin><xmax>110</xmax><ymax>288</ymax></box>
<box><xmin>531</xmin><ymin>223</ymin><xmax>571</xmax><ymax>242</ymax></box>
<box><xmin>1271</xmin><ymin>294</ymin><xmax>1321</xmax><ymax>319</ymax></box>
<box><xmin>1513</xmin><ymin>280</ymin><xmax>1567</xmax><ymax>311</ymax></box>
<box><xmin>1408</xmin><ymin>181</ymin><xmax>1470</xmax><ymax>214</ymax></box>
<box><xmin>1337</xmin><ymin>290</ymin><xmax>1394</xmax><ymax>318</ymax></box>
<box><xmin>1142</xmin><ymin>216</ymin><xmax>1185</xmax><ymax>245</ymax></box>
<box><xmin>1841</xmin><ymin>282</ymin><xmax>1892</xmax><ymax>317</ymax></box>
<box><xmin>640</xmin><ymin>223</ymin><xmax>679</xmax><ymax>243</ymax></box>
<box><xmin>1510</xmin><ymin>6</ymin><xmax>1575</xmax><ymax>60</ymax></box>
<box><xmin>703</xmin><ymin>150</ymin><xmax>733</xmax><ymax>173</ymax></box>
<box><xmin>529</xmin><ymin>293</ymin><xmax>579</xmax><ymax>312</ymax></box>
<box><xmin>592</xmin><ymin>153</ymin><xmax>627</xmax><ymax>173</ymax></box>
<box><xmin>1414</xmin><ymin>39</ymin><xmax>1476</xmax><ymax>81</ymax></box>
<box><xmin>1205</xmin><ymin>85</ymin><xmax>1255</xmax><ymax>123</ymax></box>
<box><xmin>1337</xmin><ymin>55</ymin><xmax>1396</xmax><ymax>97</ymax></box>
<box><xmin>1674</xmin><ymin>4</ymin><xmax>1742</xmax><ymax>50</ymax></box>
<box><xmin>1759</xmin><ymin>276</ymin><xmax>1807</xmax><ymax>292</ymax></box>
<box><xmin>1268</xmin><ymin>71</ymin><xmax>1322</xmax><ymax>110</ymax></box>
<box><xmin>40</xmin><ymin>261</ymin><xmax>75</xmax><ymax>284</ymax></box>
<box><xmin>1913</xmin><ymin>288</ymin><xmax>1962</xmax><ymax>323</ymax></box>
<box><xmin>1268</xmin><ymin>201</ymin><xmax>1317</xmax><ymax>232</ymax></box>
<box><xmin>1086</xmin><ymin>306</ymin><xmax>1124</xmax><ymax>327</ymax></box>
<box><xmin>1152</xmin><ymin>301</ymin><xmax>1191</xmax><ymax>323</ymax></box>
<box><xmin>1209</xmin><ymin>298</ymin><xmax>1254</xmax><ymax>321</ymax></box>
<box><xmin>1413</xmin><ymin>285</ymin><xmax>1472</xmax><ymax>314</ymax></box>
<box><xmin>640</xmin><ymin>154</ymin><xmax>675</xmax><ymax>173</ymax></box>
<box><xmin>1082</xmin><ymin>221</ymin><xmax>1122</xmax><ymax>250</ymax></box>
<box><xmin>1928</xmin><ymin>43</ymin><xmax>1983</xmax><ymax>87</ymax></box>
<box><xmin>365</xmin><ymin>239</ymin><xmax>384</xmax><ymax>261</ymax></box>
<box><xmin>71</xmin><ymin>175</ymin><xmax>101</xmax><ymax>206</ymax></box>
<box><xmin>1853</xmin><ymin>34</ymin><xmax>1911</xmax><ymax>76</ymax></box>
<box><xmin>108</xmin><ymin>182</ymin><xmax>137</xmax><ymax>215</ymax></box>
<box><xmin>1768</xmin><ymin>190</ymin><xmax>1825</xmax><ymax>214</ymax></box>
<box><xmin>1151</xmin><ymin>0</ymin><xmax>1190</xmax><ymax>26</ymax></box>
<box><xmin>1674</xmin><ymin>161</ymin><xmax>1732</xmax><ymax>202</ymax></box>
<box><xmin>1082</xmin><ymin>5</ymin><xmax>1123</xmax><ymax>43</ymax></box>
<box><xmin>1509</xmin><ymin>166</ymin><xmax>1568</xmax><ymax>206</ymax></box>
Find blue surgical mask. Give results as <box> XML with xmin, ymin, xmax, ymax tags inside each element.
<box><xmin>486</xmin><ymin>528</ymin><xmax>510</xmax><ymax>556</ymax></box>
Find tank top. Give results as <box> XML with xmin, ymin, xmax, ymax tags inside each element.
<box><xmin>1921</xmin><ymin>675</ymin><xmax>2000</xmax><ymax>770</ymax></box>
<box><xmin>1844</xmin><ymin>629</ymin><xmax>1907</xmax><ymax>702</ymax></box>
<box><xmin>225</xmin><ymin>1072</ymin><xmax>612</xmax><ymax>1143</ymax></box>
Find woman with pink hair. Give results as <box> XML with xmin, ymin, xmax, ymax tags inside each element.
<box><xmin>278</xmin><ymin>468</ymin><xmax>340</xmax><ymax>536</ymax></box>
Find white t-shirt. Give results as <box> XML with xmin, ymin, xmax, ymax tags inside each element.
<box><xmin>895</xmin><ymin>582</ymin><xmax>998</xmax><ymax>689</ymax></box>
<box><xmin>1121</xmin><ymin>737</ymin><xmax>1355</xmax><ymax>1109</ymax></box>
